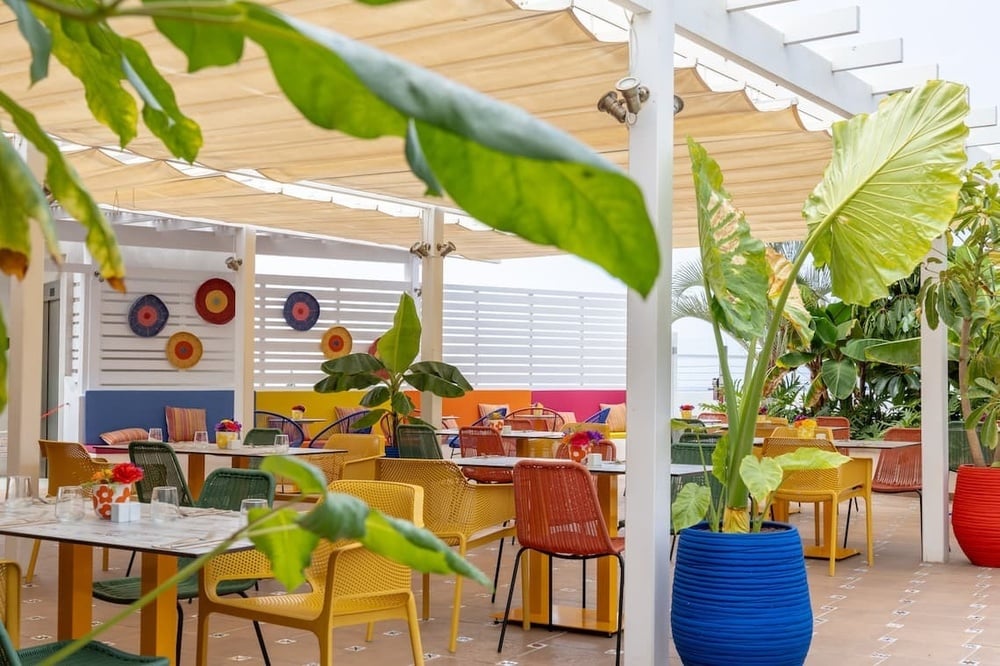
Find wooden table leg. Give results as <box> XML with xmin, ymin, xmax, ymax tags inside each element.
<box><xmin>595</xmin><ymin>475</ymin><xmax>620</xmax><ymax>627</ymax></box>
<box><xmin>57</xmin><ymin>543</ymin><xmax>93</xmax><ymax>640</ymax></box>
<box><xmin>140</xmin><ymin>552</ymin><xmax>178</xmax><ymax>664</ymax></box>
<box><xmin>187</xmin><ymin>454</ymin><xmax>206</xmax><ymax>501</ymax></box>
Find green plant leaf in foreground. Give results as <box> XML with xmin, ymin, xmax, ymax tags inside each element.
<box><xmin>672</xmin><ymin>483</ymin><xmax>712</xmax><ymax>533</ymax></box>
<box><xmin>377</xmin><ymin>293</ymin><xmax>421</xmax><ymax>373</ymax></box>
<box><xmin>247</xmin><ymin>506</ymin><xmax>318</xmax><ymax>589</ymax></box>
<box><xmin>739</xmin><ymin>456</ymin><xmax>782</xmax><ymax>509</ymax></box>
<box><xmin>805</xmin><ymin>80</ymin><xmax>969</xmax><ymax>305</ymax></box>
<box><xmin>3</xmin><ymin>0</ymin><xmax>50</xmax><ymax>84</ymax></box>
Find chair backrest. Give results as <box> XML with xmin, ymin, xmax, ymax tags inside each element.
<box><xmin>561</xmin><ymin>422</ymin><xmax>610</xmax><ymax>438</ymax></box>
<box><xmin>770</xmin><ymin>425</ymin><xmax>837</xmax><ymax>441</ymax></box>
<box><xmin>0</xmin><ymin>619</ymin><xmax>21</xmax><ymax>666</ymax></box>
<box><xmin>164</xmin><ymin>406</ymin><xmax>207</xmax><ymax>442</ymax></box>
<box><xmin>128</xmin><ymin>441</ymin><xmax>195</xmax><ymax>506</ymax></box>
<box><xmin>504</xmin><ymin>407</ymin><xmax>565</xmax><ymax>432</ymax></box>
<box><xmin>760</xmin><ymin>436</ymin><xmax>839</xmax><ymax>458</ymax></box>
<box><xmin>512</xmin><ymin>459</ymin><xmax>617</xmax><ymax>556</ymax></box>
<box><xmin>328</xmin><ymin>480</ymin><xmax>424</xmax><ymax>525</ymax></box>
<box><xmin>253</xmin><ymin>411</ymin><xmax>306</xmax><ymax>446</ymax></box>
<box><xmin>38</xmin><ymin>440</ymin><xmax>106</xmax><ymax>497</ymax></box>
<box><xmin>697</xmin><ymin>411</ymin><xmax>727</xmax><ymax>423</ymax></box>
<box><xmin>883</xmin><ymin>427</ymin><xmax>921</xmax><ymax>442</ymax></box>
<box><xmin>243</xmin><ymin>428</ymin><xmax>281</xmax><ymax>447</ymax></box>
<box><xmin>459</xmin><ymin>426</ymin><xmax>507</xmax><ymax>457</ymax></box>
<box><xmin>395</xmin><ymin>425</ymin><xmax>444</xmax><ymax>459</ymax></box>
<box><xmin>554</xmin><ymin>439</ymin><xmax>617</xmax><ymax>461</ymax></box>
<box><xmin>583</xmin><ymin>407</ymin><xmax>611</xmax><ymax>424</ymax></box>
<box><xmin>197</xmin><ymin>468</ymin><xmax>275</xmax><ymax>510</ymax></box>
<box><xmin>815</xmin><ymin>416</ymin><xmax>851</xmax><ymax>439</ymax></box>
<box><xmin>0</xmin><ymin>560</ymin><xmax>20</xmax><ymax>652</ymax></box>
<box><xmin>872</xmin><ymin>443</ymin><xmax>922</xmax><ymax>491</ymax></box>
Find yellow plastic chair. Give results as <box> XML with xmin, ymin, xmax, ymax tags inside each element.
<box><xmin>275</xmin><ymin>434</ymin><xmax>384</xmax><ymax>500</ymax></box>
<box><xmin>771</xmin><ymin>425</ymin><xmax>838</xmax><ymax>441</ymax></box>
<box><xmin>196</xmin><ymin>480</ymin><xmax>425</xmax><ymax>666</ymax></box>
<box><xmin>764</xmin><ymin>438</ymin><xmax>874</xmax><ymax>576</ymax></box>
<box><xmin>0</xmin><ymin>559</ymin><xmax>20</xmax><ymax>648</ymax></box>
<box><xmin>26</xmin><ymin>440</ymin><xmax>111</xmax><ymax>583</ymax></box>
<box><xmin>378</xmin><ymin>458</ymin><xmax>515</xmax><ymax>653</ymax></box>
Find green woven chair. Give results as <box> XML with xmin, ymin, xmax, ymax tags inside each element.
<box><xmin>396</xmin><ymin>424</ymin><xmax>444</xmax><ymax>459</ymax></box>
<box><xmin>128</xmin><ymin>441</ymin><xmax>196</xmax><ymax>506</ymax></box>
<box><xmin>243</xmin><ymin>428</ymin><xmax>281</xmax><ymax>447</ymax></box>
<box><xmin>0</xmin><ymin>623</ymin><xmax>168</xmax><ymax>665</ymax></box>
<box><xmin>92</xmin><ymin>468</ymin><xmax>275</xmax><ymax>665</ymax></box>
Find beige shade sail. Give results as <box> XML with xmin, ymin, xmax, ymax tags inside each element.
<box><xmin>0</xmin><ymin>0</ymin><xmax>834</xmax><ymax>254</ymax></box>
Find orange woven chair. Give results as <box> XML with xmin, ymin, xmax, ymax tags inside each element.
<box><xmin>377</xmin><ymin>458</ymin><xmax>515</xmax><ymax>653</ymax></box>
<box><xmin>27</xmin><ymin>440</ymin><xmax>111</xmax><ymax>583</ymax></box>
<box><xmin>458</xmin><ymin>426</ymin><xmax>513</xmax><ymax>484</ymax></box>
<box><xmin>764</xmin><ymin>438</ymin><xmax>874</xmax><ymax>576</ymax></box>
<box><xmin>504</xmin><ymin>407</ymin><xmax>566</xmax><ymax>431</ymax></box>
<box><xmin>497</xmin><ymin>459</ymin><xmax>625</xmax><ymax>666</ymax></box>
<box><xmin>196</xmin><ymin>480</ymin><xmax>425</xmax><ymax>666</ymax></box>
<box><xmin>883</xmin><ymin>426</ymin><xmax>922</xmax><ymax>442</ymax></box>
<box><xmin>816</xmin><ymin>416</ymin><xmax>851</xmax><ymax>440</ymax></box>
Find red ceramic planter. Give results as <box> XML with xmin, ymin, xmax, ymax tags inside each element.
<box><xmin>952</xmin><ymin>465</ymin><xmax>1000</xmax><ymax>567</ymax></box>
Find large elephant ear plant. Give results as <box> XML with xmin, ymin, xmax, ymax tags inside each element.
<box><xmin>314</xmin><ymin>292</ymin><xmax>472</xmax><ymax>437</ymax></box>
<box><xmin>673</xmin><ymin>79</ymin><xmax>970</xmax><ymax>534</ymax></box>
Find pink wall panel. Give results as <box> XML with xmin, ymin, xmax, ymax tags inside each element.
<box><xmin>529</xmin><ymin>389</ymin><xmax>626</xmax><ymax>422</ymax></box>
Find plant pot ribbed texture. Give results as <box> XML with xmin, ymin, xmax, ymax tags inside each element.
<box><xmin>671</xmin><ymin>522</ymin><xmax>812</xmax><ymax>666</ymax></box>
<box><xmin>952</xmin><ymin>465</ymin><xmax>1000</xmax><ymax>567</ymax></box>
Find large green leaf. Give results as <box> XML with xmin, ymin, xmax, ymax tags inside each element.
<box><xmin>804</xmin><ymin>80</ymin><xmax>969</xmax><ymax>305</ymax></box>
<box><xmin>405</xmin><ymin>361</ymin><xmax>473</xmax><ymax>397</ymax></box>
<box><xmin>864</xmin><ymin>337</ymin><xmax>921</xmax><ymax>366</ymax></box>
<box><xmin>766</xmin><ymin>247</ymin><xmax>813</xmax><ymax>347</ymax></box>
<box><xmin>144</xmin><ymin>0</ymin><xmax>247</xmax><ymax>72</ymax></box>
<box><xmin>377</xmin><ymin>293</ymin><xmax>421</xmax><ymax>374</ymax></box>
<box><xmin>247</xmin><ymin>506</ymin><xmax>318</xmax><ymax>590</ymax></box>
<box><xmin>671</xmin><ymin>483</ymin><xmax>712</xmax><ymax>532</ymax></box>
<box><xmin>688</xmin><ymin>139</ymin><xmax>770</xmax><ymax>342</ymax></box>
<box><xmin>771</xmin><ymin>448</ymin><xmax>850</xmax><ymax>471</ymax></box>
<box><xmin>3</xmin><ymin>0</ymin><xmax>50</xmax><ymax>83</ymax></box>
<box><xmin>739</xmin><ymin>456</ymin><xmax>783</xmax><ymax>508</ymax></box>
<box><xmin>821</xmin><ymin>358</ymin><xmax>857</xmax><ymax>400</ymax></box>
<box><xmin>0</xmin><ymin>132</ymin><xmax>46</xmax><ymax>280</ymax></box>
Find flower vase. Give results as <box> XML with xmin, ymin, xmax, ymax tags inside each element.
<box><xmin>291</xmin><ymin>409</ymin><xmax>304</xmax><ymax>419</ymax></box>
<box><xmin>796</xmin><ymin>425</ymin><xmax>815</xmax><ymax>439</ymax></box>
<box><xmin>680</xmin><ymin>409</ymin><xmax>693</xmax><ymax>419</ymax></box>
<box><xmin>569</xmin><ymin>445</ymin><xmax>589</xmax><ymax>464</ymax></box>
<box><xmin>217</xmin><ymin>431</ymin><xmax>240</xmax><ymax>448</ymax></box>
<box><xmin>92</xmin><ymin>482</ymin><xmax>133</xmax><ymax>520</ymax></box>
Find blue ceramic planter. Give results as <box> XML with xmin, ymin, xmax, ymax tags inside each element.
<box><xmin>671</xmin><ymin>522</ymin><xmax>812</xmax><ymax>666</ymax></box>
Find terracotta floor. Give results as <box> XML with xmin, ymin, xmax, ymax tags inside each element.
<box><xmin>10</xmin><ymin>490</ymin><xmax>992</xmax><ymax>665</ymax></box>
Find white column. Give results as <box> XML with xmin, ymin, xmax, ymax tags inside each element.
<box><xmin>419</xmin><ymin>208</ymin><xmax>445</xmax><ymax>428</ymax></box>
<box><xmin>622</xmin><ymin>3</ymin><xmax>675</xmax><ymax>663</ymax></box>
<box><xmin>921</xmin><ymin>237</ymin><xmax>948</xmax><ymax>562</ymax></box>
<box><xmin>233</xmin><ymin>229</ymin><xmax>257</xmax><ymax>430</ymax></box>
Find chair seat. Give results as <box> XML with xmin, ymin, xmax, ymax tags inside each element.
<box><xmin>18</xmin><ymin>640</ymin><xmax>169</xmax><ymax>665</ymax></box>
<box><xmin>92</xmin><ymin>574</ymin><xmax>256</xmax><ymax>602</ymax></box>
<box><xmin>208</xmin><ymin>588</ymin><xmax>414</xmax><ymax>621</ymax></box>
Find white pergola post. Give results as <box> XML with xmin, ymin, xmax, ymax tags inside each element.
<box><xmin>921</xmin><ymin>238</ymin><xmax>949</xmax><ymax>562</ymax></box>
<box><xmin>621</xmin><ymin>2</ymin><xmax>675</xmax><ymax>662</ymax></box>
<box><xmin>418</xmin><ymin>208</ymin><xmax>445</xmax><ymax>428</ymax></box>
<box><xmin>234</xmin><ymin>229</ymin><xmax>257</xmax><ymax>430</ymax></box>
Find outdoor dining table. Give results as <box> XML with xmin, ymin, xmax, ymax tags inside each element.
<box><xmin>0</xmin><ymin>501</ymin><xmax>250</xmax><ymax>664</ymax></box>
<box><xmin>104</xmin><ymin>443</ymin><xmax>346</xmax><ymax>500</ymax></box>
<box><xmin>451</xmin><ymin>456</ymin><xmax>702</xmax><ymax>635</ymax></box>
<box><xmin>435</xmin><ymin>428</ymin><xmax>564</xmax><ymax>457</ymax></box>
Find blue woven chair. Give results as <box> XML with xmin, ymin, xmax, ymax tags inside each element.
<box><xmin>307</xmin><ymin>410</ymin><xmax>372</xmax><ymax>447</ymax></box>
<box><xmin>92</xmin><ymin>468</ymin><xmax>275</xmax><ymax>665</ymax></box>
<box><xmin>252</xmin><ymin>411</ymin><xmax>306</xmax><ymax>447</ymax></box>
<box><xmin>583</xmin><ymin>407</ymin><xmax>611</xmax><ymax>424</ymax></box>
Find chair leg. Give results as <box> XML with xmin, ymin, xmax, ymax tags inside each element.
<box><xmin>175</xmin><ymin>602</ymin><xmax>184</xmax><ymax>666</ymax></box>
<box><xmin>615</xmin><ymin>554</ymin><xmax>625</xmax><ymax>666</ymax></box>
<box><xmin>25</xmin><ymin>540</ymin><xmax>40</xmax><ymax>584</ymax></box>
<box><xmin>547</xmin><ymin>556</ymin><xmax>553</xmax><ymax>631</ymax></box>
<box><xmin>581</xmin><ymin>560</ymin><xmax>587</xmax><ymax>609</ymax></box>
<box><xmin>101</xmin><ymin>546</ymin><xmax>110</xmax><ymax>572</ymax></box>
<box><xmin>196</xmin><ymin>608</ymin><xmax>211</xmax><ymax>666</ymax></box>
<box><xmin>405</xmin><ymin>595</ymin><xmax>425</xmax><ymax>666</ymax></box>
<box><xmin>491</xmin><ymin>535</ymin><xmax>505</xmax><ymax>603</ymax></box>
<box><xmin>449</xmin><ymin>574</ymin><xmax>464</xmax><ymax>652</ymax></box>
<box><xmin>865</xmin><ymin>492</ymin><xmax>874</xmax><ymax>568</ymax></box>
<box><xmin>497</xmin><ymin>547</ymin><xmax>526</xmax><ymax>654</ymax></box>
<box><xmin>238</xmin><ymin>591</ymin><xmax>271</xmax><ymax>666</ymax></box>
<box><xmin>125</xmin><ymin>550</ymin><xmax>136</xmax><ymax>577</ymax></box>
<box><xmin>843</xmin><ymin>497</ymin><xmax>853</xmax><ymax>549</ymax></box>
<box><xmin>421</xmin><ymin>572</ymin><xmax>430</xmax><ymax>619</ymax></box>
<box><xmin>828</xmin><ymin>499</ymin><xmax>839</xmax><ymax>576</ymax></box>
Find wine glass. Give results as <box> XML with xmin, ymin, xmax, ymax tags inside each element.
<box><xmin>193</xmin><ymin>431</ymin><xmax>210</xmax><ymax>448</ymax></box>
<box><xmin>150</xmin><ymin>486</ymin><xmax>179</xmax><ymax>523</ymax></box>
<box><xmin>55</xmin><ymin>485</ymin><xmax>86</xmax><ymax>522</ymax></box>
<box><xmin>273</xmin><ymin>433</ymin><xmax>290</xmax><ymax>453</ymax></box>
<box><xmin>148</xmin><ymin>428</ymin><xmax>163</xmax><ymax>442</ymax></box>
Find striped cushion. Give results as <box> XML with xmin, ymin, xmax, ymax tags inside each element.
<box><xmin>164</xmin><ymin>406</ymin><xmax>207</xmax><ymax>442</ymax></box>
<box><xmin>99</xmin><ymin>428</ymin><xmax>149</xmax><ymax>445</ymax></box>
<box><xmin>334</xmin><ymin>406</ymin><xmax>369</xmax><ymax>434</ymax></box>
<box><xmin>600</xmin><ymin>402</ymin><xmax>627</xmax><ymax>432</ymax></box>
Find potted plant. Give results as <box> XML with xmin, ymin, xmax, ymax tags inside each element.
<box><xmin>671</xmin><ymin>80</ymin><xmax>969</xmax><ymax>665</ymax></box>
<box><xmin>314</xmin><ymin>292</ymin><xmax>472</xmax><ymax>446</ymax></box>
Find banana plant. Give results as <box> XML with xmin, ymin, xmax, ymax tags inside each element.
<box><xmin>673</xmin><ymin>79</ymin><xmax>969</xmax><ymax>533</ymax></box>
<box><xmin>314</xmin><ymin>292</ymin><xmax>472</xmax><ymax>439</ymax></box>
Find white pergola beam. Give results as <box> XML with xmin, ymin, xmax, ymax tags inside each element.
<box><xmin>867</xmin><ymin>64</ymin><xmax>939</xmax><ymax>95</ymax></box>
<box><xmin>606</xmin><ymin>0</ymin><xmax>652</xmax><ymax>12</ymax></box>
<box><xmin>783</xmin><ymin>6</ymin><xmax>859</xmax><ymax>45</ymax></box>
<box><xmin>967</xmin><ymin>125</ymin><xmax>1000</xmax><ymax>147</ymax></box>
<box><xmin>675</xmin><ymin>0</ymin><xmax>875</xmax><ymax>117</ymax></box>
<box><xmin>829</xmin><ymin>38</ymin><xmax>903</xmax><ymax>72</ymax></box>
<box><xmin>967</xmin><ymin>106</ymin><xmax>998</xmax><ymax>129</ymax></box>
<box><xmin>727</xmin><ymin>0</ymin><xmax>797</xmax><ymax>11</ymax></box>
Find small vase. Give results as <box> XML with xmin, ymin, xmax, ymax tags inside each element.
<box><xmin>569</xmin><ymin>445</ymin><xmax>589</xmax><ymax>463</ymax></box>
<box><xmin>291</xmin><ymin>409</ymin><xmax>304</xmax><ymax>419</ymax></box>
<box><xmin>92</xmin><ymin>482</ymin><xmax>133</xmax><ymax>520</ymax></box>
<box><xmin>217</xmin><ymin>431</ymin><xmax>240</xmax><ymax>448</ymax></box>
<box><xmin>680</xmin><ymin>409</ymin><xmax>693</xmax><ymax>419</ymax></box>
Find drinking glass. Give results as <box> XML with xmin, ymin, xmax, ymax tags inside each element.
<box><xmin>240</xmin><ymin>498</ymin><xmax>269</xmax><ymax>527</ymax></box>
<box><xmin>273</xmin><ymin>433</ymin><xmax>290</xmax><ymax>453</ymax></box>
<box><xmin>5</xmin><ymin>475</ymin><xmax>31</xmax><ymax>511</ymax></box>
<box><xmin>193</xmin><ymin>431</ymin><xmax>210</xmax><ymax>448</ymax></box>
<box><xmin>55</xmin><ymin>485</ymin><xmax>86</xmax><ymax>522</ymax></box>
<box><xmin>150</xmin><ymin>486</ymin><xmax>180</xmax><ymax>523</ymax></box>
<box><xmin>148</xmin><ymin>428</ymin><xmax>164</xmax><ymax>442</ymax></box>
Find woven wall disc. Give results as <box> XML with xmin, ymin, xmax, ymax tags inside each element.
<box><xmin>166</xmin><ymin>331</ymin><xmax>203</xmax><ymax>369</ymax></box>
<box><xmin>320</xmin><ymin>326</ymin><xmax>353</xmax><ymax>359</ymax></box>
<box><xmin>128</xmin><ymin>294</ymin><xmax>169</xmax><ymax>337</ymax></box>
<box><xmin>195</xmin><ymin>278</ymin><xmax>235</xmax><ymax>324</ymax></box>
<box><xmin>283</xmin><ymin>291</ymin><xmax>320</xmax><ymax>331</ymax></box>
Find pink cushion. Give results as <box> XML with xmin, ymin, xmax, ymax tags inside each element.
<box><xmin>99</xmin><ymin>428</ymin><xmax>149</xmax><ymax>445</ymax></box>
<box><xmin>600</xmin><ymin>402</ymin><xmax>627</xmax><ymax>431</ymax></box>
<box><xmin>164</xmin><ymin>406</ymin><xmax>207</xmax><ymax>442</ymax></box>
<box><xmin>478</xmin><ymin>403</ymin><xmax>508</xmax><ymax>419</ymax></box>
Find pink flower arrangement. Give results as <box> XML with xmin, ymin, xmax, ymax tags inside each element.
<box><xmin>564</xmin><ymin>430</ymin><xmax>603</xmax><ymax>449</ymax></box>
<box><xmin>91</xmin><ymin>462</ymin><xmax>144</xmax><ymax>485</ymax></box>
<box><xmin>216</xmin><ymin>418</ymin><xmax>242</xmax><ymax>432</ymax></box>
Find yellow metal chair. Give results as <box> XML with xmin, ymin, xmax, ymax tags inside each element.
<box><xmin>275</xmin><ymin>433</ymin><xmax>384</xmax><ymax>500</ymax></box>
<box><xmin>0</xmin><ymin>559</ymin><xmax>20</xmax><ymax>648</ymax></box>
<box><xmin>764</xmin><ymin>437</ymin><xmax>874</xmax><ymax>576</ymax></box>
<box><xmin>196</xmin><ymin>480</ymin><xmax>425</xmax><ymax>666</ymax></box>
<box><xmin>770</xmin><ymin>425</ymin><xmax>838</xmax><ymax>441</ymax></box>
<box><xmin>378</xmin><ymin>458</ymin><xmax>515</xmax><ymax>653</ymax></box>
<box><xmin>27</xmin><ymin>440</ymin><xmax>111</xmax><ymax>583</ymax></box>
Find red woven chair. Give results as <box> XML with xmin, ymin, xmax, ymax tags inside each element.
<box><xmin>497</xmin><ymin>459</ymin><xmax>625</xmax><ymax>666</ymax></box>
<box><xmin>504</xmin><ymin>407</ymin><xmax>565</xmax><ymax>431</ymax></box>
<box><xmin>458</xmin><ymin>427</ymin><xmax>513</xmax><ymax>484</ymax></box>
<box><xmin>883</xmin><ymin>426</ymin><xmax>921</xmax><ymax>442</ymax></box>
<box><xmin>815</xmin><ymin>416</ymin><xmax>851</xmax><ymax>440</ymax></box>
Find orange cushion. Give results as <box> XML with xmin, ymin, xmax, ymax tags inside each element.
<box><xmin>478</xmin><ymin>403</ymin><xmax>509</xmax><ymax>419</ymax></box>
<box><xmin>557</xmin><ymin>410</ymin><xmax>577</xmax><ymax>424</ymax></box>
<box><xmin>99</xmin><ymin>428</ymin><xmax>149</xmax><ymax>445</ymax></box>
<box><xmin>600</xmin><ymin>402</ymin><xmax>627</xmax><ymax>431</ymax></box>
<box><xmin>164</xmin><ymin>406</ymin><xmax>207</xmax><ymax>442</ymax></box>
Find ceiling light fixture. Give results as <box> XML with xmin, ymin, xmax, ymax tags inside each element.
<box><xmin>225</xmin><ymin>256</ymin><xmax>243</xmax><ymax>271</ymax></box>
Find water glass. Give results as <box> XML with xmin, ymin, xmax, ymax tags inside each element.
<box><xmin>150</xmin><ymin>486</ymin><xmax>180</xmax><ymax>523</ymax></box>
<box><xmin>240</xmin><ymin>498</ymin><xmax>269</xmax><ymax>527</ymax></box>
<box><xmin>193</xmin><ymin>431</ymin><xmax>210</xmax><ymax>448</ymax></box>
<box><xmin>273</xmin><ymin>433</ymin><xmax>290</xmax><ymax>453</ymax></box>
<box><xmin>5</xmin><ymin>475</ymin><xmax>31</xmax><ymax>511</ymax></box>
<box><xmin>148</xmin><ymin>428</ymin><xmax>164</xmax><ymax>442</ymax></box>
<box><xmin>55</xmin><ymin>485</ymin><xmax>86</xmax><ymax>522</ymax></box>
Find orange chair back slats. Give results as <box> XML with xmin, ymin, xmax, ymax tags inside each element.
<box><xmin>754</xmin><ymin>423</ymin><xmax>779</xmax><ymax>438</ymax></box>
<box><xmin>815</xmin><ymin>416</ymin><xmax>851</xmax><ymax>439</ymax></box>
<box><xmin>554</xmin><ymin>440</ymin><xmax>617</xmax><ymax>461</ymax></box>
<box><xmin>505</xmin><ymin>418</ymin><xmax>534</xmax><ymax>431</ymax></box>
<box><xmin>883</xmin><ymin>427</ymin><xmax>921</xmax><ymax>442</ymax></box>
<box><xmin>459</xmin><ymin>427</ymin><xmax>513</xmax><ymax>484</ymax></box>
<box><xmin>513</xmin><ymin>460</ymin><xmax>618</xmax><ymax>556</ymax></box>
<box><xmin>871</xmin><ymin>444</ymin><xmax>922</xmax><ymax>492</ymax></box>
<box><xmin>562</xmin><ymin>422</ymin><xmax>610</xmax><ymax>437</ymax></box>
<box><xmin>504</xmin><ymin>407</ymin><xmax>565</xmax><ymax>432</ymax></box>
<box><xmin>697</xmin><ymin>412</ymin><xmax>727</xmax><ymax>423</ymax></box>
